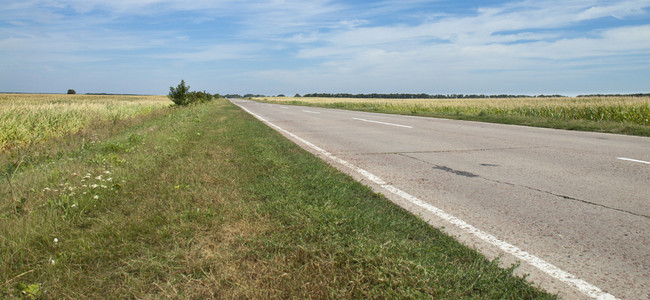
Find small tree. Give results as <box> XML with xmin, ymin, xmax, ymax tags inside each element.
<box><xmin>67</xmin><ymin>89</ymin><xmax>76</xmax><ymax>94</ymax></box>
<box><xmin>168</xmin><ymin>80</ymin><xmax>191</xmax><ymax>106</ymax></box>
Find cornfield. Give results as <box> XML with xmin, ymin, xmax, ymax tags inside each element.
<box><xmin>258</xmin><ymin>96</ymin><xmax>650</xmax><ymax>126</ymax></box>
<box><xmin>0</xmin><ymin>94</ymin><xmax>170</xmax><ymax>152</ymax></box>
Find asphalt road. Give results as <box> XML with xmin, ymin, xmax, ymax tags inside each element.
<box><xmin>231</xmin><ymin>99</ymin><xmax>649</xmax><ymax>300</ymax></box>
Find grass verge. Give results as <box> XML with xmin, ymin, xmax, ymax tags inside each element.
<box><xmin>1</xmin><ymin>99</ymin><xmax>555</xmax><ymax>298</ymax></box>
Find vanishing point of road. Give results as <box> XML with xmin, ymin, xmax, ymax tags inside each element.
<box><xmin>231</xmin><ymin>99</ymin><xmax>649</xmax><ymax>300</ymax></box>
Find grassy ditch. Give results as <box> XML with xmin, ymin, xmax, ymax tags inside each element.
<box><xmin>256</xmin><ymin>96</ymin><xmax>650</xmax><ymax>136</ymax></box>
<box><xmin>1</xmin><ymin>98</ymin><xmax>554</xmax><ymax>298</ymax></box>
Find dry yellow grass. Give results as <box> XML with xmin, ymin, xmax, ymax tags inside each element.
<box><xmin>0</xmin><ymin>94</ymin><xmax>170</xmax><ymax>151</ymax></box>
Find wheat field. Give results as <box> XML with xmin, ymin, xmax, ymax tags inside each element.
<box><xmin>0</xmin><ymin>94</ymin><xmax>170</xmax><ymax>152</ymax></box>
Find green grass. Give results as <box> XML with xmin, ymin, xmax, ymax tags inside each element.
<box><xmin>1</xmin><ymin>99</ymin><xmax>555</xmax><ymax>298</ymax></box>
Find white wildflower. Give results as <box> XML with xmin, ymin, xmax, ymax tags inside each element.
<box><xmin>104</xmin><ymin>170</ymin><xmax>111</xmax><ymax>174</ymax></box>
<box><xmin>93</xmin><ymin>195</ymin><xmax>99</xmax><ymax>200</ymax></box>
<box><xmin>107</xmin><ymin>178</ymin><xmax>112</xmax><ymax>182</ymax></box>
<box><xmin>53</xmin><ymin>238</ymin><xmax>58</xmax><ymax>244</ymax></box>
<box><xmin>50</xmin><ymin>258</ymin><xmax>56</xmax><ymax>265</ymax></box>
<box><xmin>95</xmin><ymin>175</ymin><xmax>102</xmax><ymax>180</ymax></box>
<box><xmin>71</xmin><ymin>203</ymin><xmax>77</xmax><ymax>208</ymax></box>
<box><xmin>91</xmin><ymin>184</ymin><xmax>99</xmax><ymax>188</ymax></box>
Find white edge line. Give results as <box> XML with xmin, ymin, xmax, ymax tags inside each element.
<box><xmin>617</xmin><ymin>157</ymin><xmax>650</xmax><ymax>165</ymax></box>
<box><xmin>353</xmin><ymin>117</ymin><xmax>413</xmax><ymax>128</ymax></box>
<box><xmin>302</xmin><ymin>109</ymin><xmax>321</xmax><ymax>114</ymax></box>
<box><xmin>233</xmin><ymin>100</ymin><xmax>618</xmax><ymax>300</ymax></box>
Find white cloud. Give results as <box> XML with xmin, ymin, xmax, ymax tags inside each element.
<box><xmin>290</xmin><ymin>0</ymin><xmax>650</xmax><ymax>65</ymax></box>
<box><xmin>155</xmin><ymin>43</ymin><xmax>264</xmax><ymax>62</ymax></box>
<box><xmin>256</xmin><ymin>17</ymin><xmax>650</xmax><ymax>94</ymax></box>
<box><xmin>577</xmin><ymin>0</ymin><xmax>650</xmax><ymax>20</ymax></box>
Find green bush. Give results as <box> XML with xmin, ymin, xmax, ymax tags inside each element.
<box><xmin>188</xmin><ymin>90</ymin><xmax>213</xmax><ymax>104</ymax></box>
<box><xmin>168</xmin><ymin>80</ymin><xmax>218</xmax><ymax>106</ymax></box>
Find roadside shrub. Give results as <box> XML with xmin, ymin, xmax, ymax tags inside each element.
<box><xmin>67</xmin><ymin>89</ymin><xmax>76</xmax><ymax>95</ymax></box>
<box><xmin>168</xmin><ymin>80</ymin><xmax>218</xmax><ymax>106</ymax></box>
<box><xmin>189</xmin><ymin>90</ymin><xmax>213</xmax><ymax>104</ymax></box>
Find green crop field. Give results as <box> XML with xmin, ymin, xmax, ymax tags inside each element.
<box><xmin>256</xmin><ymin>96</ymin><xmax>650</xmax><ymax>136</ymax></box>
<box><xmin>0</xmin><ymin>94</ymin><xmax>170</xmax><ymax>152</ymax></box>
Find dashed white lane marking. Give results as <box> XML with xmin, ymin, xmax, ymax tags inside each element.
<box><xmin>353</xmin><ymin>117</ymin><xmax>413</xmax><ymax>128</ymax></box>
<box><xmin>302</xmin><ymin>109</ymin><xmax>321</xmax><ymax>114</ymax></box>
<box><xmin>233</xmin><ymin>101</ymin><xmax>619</xmax><ymax>300</ymax></box>
<box><xmin>617</xmin><ymin>157</ymin><xmax>650</xmax><ymax>165</ymax></box>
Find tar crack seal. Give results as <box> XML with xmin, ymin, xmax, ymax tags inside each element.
<box><xmin>433</xmin><ymin>165</ymin><xmax>479</xmax><ymax>178</ymax></box>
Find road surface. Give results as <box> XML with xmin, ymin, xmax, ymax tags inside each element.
<box><xmin>231</xmin><ymin>99</ymin><xmax>649</xmax><ymax>299</ymax></box>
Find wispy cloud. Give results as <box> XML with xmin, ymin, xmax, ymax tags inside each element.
<box><xmin>266</xmin><ymin>0</ymin><xmax>650</xmax><ymax>94</ymax></box>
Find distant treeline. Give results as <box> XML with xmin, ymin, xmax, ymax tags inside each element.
<box><xmin>225</xmin><ymin>93</ymin><xmax>650</xmax><ymax>99</ymax></box>
<box><xmin>301</xmin><ymin>93</ymin><xmax>566</xmax><ymax>99</ymax></box>
<box><xmin>224</xmin><ymin>94</ymin><xmax>267</xmax><ymax>98</ymax></box>
<box><xmin>85</xmin><ymin>93</ymin><xmax>147</xmax><ymax>96</ymax></box>
<box><xmin>577</xmin><ymin>93</ymin><xmax>650</xmax><ymax>98</ymax></box>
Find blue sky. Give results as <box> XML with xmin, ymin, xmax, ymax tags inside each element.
<box><xmin>1</xmin><ymin>0</ymin><xmax>649</xmax><ymax>96</ymax></box>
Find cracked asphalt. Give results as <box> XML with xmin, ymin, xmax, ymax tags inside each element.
<box><xmin>232</xmin><ymin>99</ymin><xmax>649</xmax><ymax>300</ymax></box>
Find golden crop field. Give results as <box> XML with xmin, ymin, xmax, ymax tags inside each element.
<box><xmin>257</xmin><ymin>96</ymin><xmax>650</xmax><ymax>126</ymax></box>
<box><xmin>0</xmin><ymin>94</ymin><xmax>170</xmax><ymax>152</ymax></box>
